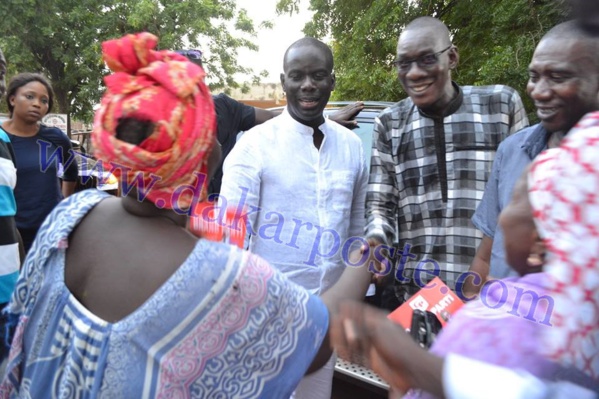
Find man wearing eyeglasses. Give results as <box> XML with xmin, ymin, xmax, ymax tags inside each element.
<box><xmin>176</xmin><ymin>49</ymin><xmax>364</xmax><ymax>197</ymax></box>
<box><xmin>364</xmin><ymin>16</ymin><xmax>529</xmax><ymax>310</ymax></box>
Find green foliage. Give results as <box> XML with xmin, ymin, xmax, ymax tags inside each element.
<box><xmin>278</xmin><ymin>0</ymin><xmax>571</xmax><ymax>119</ymax></box>
<box><xmin>0</xmin><ymin>0</ymin><xmax>262</xmax><ymax>124</ymax></box>
<box><xmin>276</xmin><ymin>0</ymin><xmax>302</xmax><ymax>15</ymax></box>
<box><xmin>444</xmin><ymin>0</ymin><xmax>570</xmax><ymax>120</ymax></box>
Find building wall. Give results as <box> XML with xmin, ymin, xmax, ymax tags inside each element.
<box><xmin>1</xmin><ymin>82</ymin><xmax>285</xmax><ymax>130</ymax></box>
<box><xmin>224</xmin><ymin>83</ymin><xmax>287</xmax><ymax>109</ymax></box>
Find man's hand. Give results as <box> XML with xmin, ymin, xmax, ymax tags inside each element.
<box><xmin>328</xmin><ymin>101</ymin><xmax>364</xmax><ymax>129</ymax></box>
<box><xmin>62</xmin><ymin>180</ymin><xmax>76</xmax><ymax>198</ymax></box>
<box><xmin>462</xmin><ymin>235</ymin><xmax>493</xmax><ymax>299</ymax></box>
<box><xmin>330</xmin><ymin>300</ymin><xmax>445</xmax><ymax>397</ymax></box>
<box><xmin>361</xmin><ymin>237</ymin><xmax>394</xmax><ymax>286</ymax></box>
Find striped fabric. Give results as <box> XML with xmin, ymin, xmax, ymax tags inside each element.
<box><xmin>0</xmin><ymin>129</ymin><xmax>19</xmax><ymax>304</ymax></box>
<box><xmin>1</xmin><ymin>190</ymin><xmax>329</xmax><ymax>398</ymax></box>
<box><xmin>365</xmin><ymin>83</ymin><xmax>529</xmax><ymax>301</ymax></box>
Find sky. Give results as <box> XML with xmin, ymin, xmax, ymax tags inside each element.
<box><xmin>234</xmin><ymin>0</ymin><xmax>314</xmax><ymax>83</ymax></box>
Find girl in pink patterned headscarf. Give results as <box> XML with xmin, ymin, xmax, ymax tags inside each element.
<box><xmin>410</xmin><ymin>114</ymin><xmax>599</xmax><ymax>395</ymax></box>
<box><xmin>338</xmin><ymin>111</ymin><xmax>599</xmax><ymax>398</ymax></box>
<box><xmin>528</xmin><ymin>111</ymin><xmax>599</xmax><ymax>380</ymax></box>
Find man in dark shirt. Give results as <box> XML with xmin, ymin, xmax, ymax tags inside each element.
<box><xmin>209</xmin><ymin>92</ymin><xmax>257</xmax><ymax>195</ymax></box>
<box><xmin>177</xmin><ymin>49</ymin><xmax>364</xmax><ymax>196</ymax></box>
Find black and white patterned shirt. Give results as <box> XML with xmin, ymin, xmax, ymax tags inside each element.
<box><xmin>365</xmin><ymin>83</ymin><xmax>529</xmax><ymax>301</ymax></box>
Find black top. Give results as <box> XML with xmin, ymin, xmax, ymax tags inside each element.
<box><xmin>209</xmin><ymin>94</ymin><xmax>256</xmax><ymax>195</ymax></box>
<box><xmin>3</xmin><ymin>125</ymin><xmax>78</xmax><ymax>230</ymax></box>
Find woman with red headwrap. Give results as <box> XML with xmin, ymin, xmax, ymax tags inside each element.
<box><xmin>0</xmin><ymin>33</ymin><xmax>373</xmax><ymax>397</ymax></box>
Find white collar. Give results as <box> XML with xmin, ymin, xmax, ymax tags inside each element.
<box><xmin>281</xmin><ymin>108</ymin><xmax>327</xmax><ymax>136</ymax></box>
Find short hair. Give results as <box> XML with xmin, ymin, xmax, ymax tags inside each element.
<box><xmin>541</xmin><ymin>20</ymin><xmax>599</xmax><ymax>66</ymax></box>
<box><xmin>403</xmin><ymin>16</ymin><xmax>451</xmax><ymax>46</ymax></box>
<box><xmin>115</xmin><ymin>118</ymin><xmax>155</xmax><ymax>145</ymax></box>
<box><xmin>283</xmin><ymin>37</ymin><xmax>334</xmax><ymax>72</ymax></box>
<box><xmin>6</xmin><ymin>73</ymin><xmax>54</xmax><ymax>116</ymax></box>
<box><xmin>0</xmin><ymin>48</ymin><xmax>6</xmax><ymax>98</ymax></box>
<box><xmin>544</xmin><ymin>19</ymin><xmax>594</xmax><ymax>39</ymax></box>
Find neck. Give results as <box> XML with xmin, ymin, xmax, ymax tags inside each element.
<box><xmin>3</xmin><ymin>118</ymin><xmax>40</xmax><ymax>137</ymax></box>
<box><xmin>288</xmin><ymin>109</ymin><xmax>325</xmax><ymax>129</ymax></box>
<box><xmin>547</xmin><ymin>130</ymin><xmax>566</xmax><ymax>149</ymax></box>
<box><xmin>121</xmin><ymin>195</ymin><xmax>187</xmax><ymax>228</ymax></box>
<box><xmin>421</xmin><ymin>83</ymin><xmax>458</xmax><ymax>118</ymax></box>
<box><xmin>306</xmin><ymin>117</ymin><xmax>325</xmax><ymax>129</ymax></box>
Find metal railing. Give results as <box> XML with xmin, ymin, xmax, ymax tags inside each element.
<box><xmin>334</xmin><ymin>357</ymin><xmax>389</xmax><ymax>391</ymax></box>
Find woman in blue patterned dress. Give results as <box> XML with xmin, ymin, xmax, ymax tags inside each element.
<box><xmin>0</xmin><ymin>33</ymin><xmax>373</xmax><ymax>398</ymax></box>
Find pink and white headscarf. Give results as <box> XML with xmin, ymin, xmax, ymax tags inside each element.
<box><xmin>528</xmin><ymin>111</ymin><xmax>599</xmax><ymax>379</ymax></box>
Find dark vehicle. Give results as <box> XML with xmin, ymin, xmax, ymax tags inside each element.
<box><xmin>266</xmin><ymin>101</ymin><xmax>395</xmax><ymax>172</ymax></box>
<box><xmin>323</xmin><ymin>101</ymin><xmax>395</xmax><ymax>171</ymax></box>
<box><xmin>70</xmin><ymin>131</ymin><xmax>119</xmax><ymax>195</ymax></box>
<box><xmin>327</xmin><ymin>102</ymin><xmax>395</xmax><ymax>397</ymax></box>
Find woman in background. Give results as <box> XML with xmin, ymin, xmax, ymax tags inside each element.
<box><xmin>0</xmin><ymin>73</ymin><xmax>77</xmax><ymax>253</ymax></box>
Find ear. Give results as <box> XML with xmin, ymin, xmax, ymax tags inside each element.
<box><xmin>448</xmin><ymin>46</ymin><xmax>459</xmax><ymax>70</ymax></box>
<box><xmin>280</xmin><ymin>73</ymin><xmax>286</xmax><ymax>91</ymax></box>
<box><xmin>9</xmin><ymin>94</ymin><xmax>15</xmax><ymax>107</ymax></box>
<box><xmin>331</xmin><ymin>73</ymin><xmax>336</xmax><ymax>91</ymax></box>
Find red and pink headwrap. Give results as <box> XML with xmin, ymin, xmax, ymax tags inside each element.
<box><xmin>92</xmin><ymin>32</ymin><xmax>216</xmax><ymax>210</ymax></box>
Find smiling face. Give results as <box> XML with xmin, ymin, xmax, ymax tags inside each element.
<box><xmin>10</xmin><ymin>81</ymin><xmax>51</xmax><ymax>123</ymax></box>
<box><xmin>280</xmin><ymin>43</ymin><xmax>335</xmax><ymax>126</ymax></box>
<box><xmin>396</xmin><ymin>28</ymin><xmax>458</xmax><ymax>112</ymax></box>
<box><xmin>527</xmin><ymin>37</ymin><xmax>599</xmax><ymax>134</ymax></box>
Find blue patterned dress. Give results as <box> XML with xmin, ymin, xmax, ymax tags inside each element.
<box><xmin>0</xmin><ymin>190</ymin><xmax>329</xmax><ymax>398</ymax></box>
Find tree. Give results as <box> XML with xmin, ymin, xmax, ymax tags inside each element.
<box><xmin>277</xmin><ymin>0</ymin><xmax>571</xmax><ymax>119</ymax></box>
<box><xmin>0</xmin><ymin>0</ymin><xmax>266</xmax><ymax>131</ymax></box>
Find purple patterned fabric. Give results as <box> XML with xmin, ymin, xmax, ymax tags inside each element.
<box><xmin>405</xmin><ymin>274</ymin><xmax>560</xmax><ymax>398</ymax></box>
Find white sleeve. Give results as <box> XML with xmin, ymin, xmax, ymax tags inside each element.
<box><xmin>349</xmin><ymin>139</ymin><xmax>368</xmax><ymax>239</ymax></box>
<box><xmin>219</xmin><ymin>132</ymin><xmax>262</xmax><ymax>243</ymax></box>
<box><xmin>443</xmin><ymin>354</ymin><xmax>597</xmax><ymax>399</ymax></box>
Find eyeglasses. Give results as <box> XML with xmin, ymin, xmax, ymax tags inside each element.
<box><xmin>175</xmin><ymin>49</ymin><xmax>203</xmax><ymax>60</ymax></box>
<box><xmin>393</xmin><ymin>45</ymin><xmax>453</xmax><ymax>72</ymax></box>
